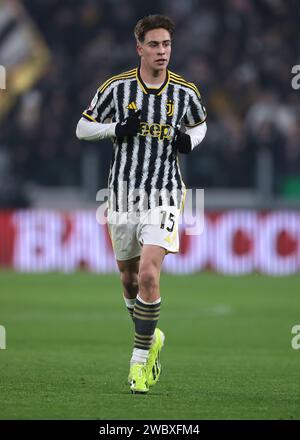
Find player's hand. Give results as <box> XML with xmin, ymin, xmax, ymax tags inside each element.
<box><xmin>115</xmin><ymin>110</ymin><xmax>141</xmax><ymax>137</ymax></box>
<box><xmin>173</xmin><ymin>128</ymin><xmax>192</xmax><ymax>154</ymax></box>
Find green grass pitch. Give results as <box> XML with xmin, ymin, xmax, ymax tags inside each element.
<box><xmin>1</xmin><ymin>271</ymin><xmax>300</xmax><ymax>420</ymax></box>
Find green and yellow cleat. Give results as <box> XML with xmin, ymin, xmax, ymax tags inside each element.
<box><xmin>146</xmin><ymin>328</ymin><xmax>165</xmax><ymax>387</ymax></box>
<box><xmin>129</xmin><ymin>363</ymin><xmax>149</xmax><ymax>394</ymax></box>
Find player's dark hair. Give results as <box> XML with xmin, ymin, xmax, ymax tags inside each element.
<box><xmin>134</xmin><ymin>15</ymin><xmax>175</xmax><ymax>43</ymax></box>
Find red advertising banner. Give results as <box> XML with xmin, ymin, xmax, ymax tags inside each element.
<box><xmin>0</xmin><ymin>210</ymin><xmax>299</xmax><ymax>274</ymax></box>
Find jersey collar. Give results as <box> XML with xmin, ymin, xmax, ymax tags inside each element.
<box><xmin>136</xmin><ymin>67</ymin><xmax>170</xmax><ymax>96</ymax></box>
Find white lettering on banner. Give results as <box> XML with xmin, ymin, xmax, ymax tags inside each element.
<box><xmin>60</xmin><ymin>212</ymin><xmax>116</xmax><ymax>272</ymax></box>
<box><xmin>256</xmin><ymin>212</ymin><xmax>300</xmax><ymax>275</ymax></box>
<box><xmin>163</xmin><ymin>219</ymin><xmax>209</xmax><ymax>273</ymax></box>
<box><xmin>13</xmin><ymin>211</ymin><xmax>117</xmax><ymax>273</ymax></box>
<box><xmin>13</xmin><ymin>211</ymin><xmax>63</xmax><ymax>271</ymax></box>
<box><xmin>8</xmin><ymin>210</ymin><xmax>300</xmax><ymax>274</ymax></box>
<box><xmin>212</xmin><ymin>211</ymin><xmax>257</xmax><ymax>274</ymax></box>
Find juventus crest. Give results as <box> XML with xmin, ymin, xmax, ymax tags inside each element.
<box><xmin>166</xmin><ymin>100</ymin><xmax>174</xmax><ymax>116</ymax></box>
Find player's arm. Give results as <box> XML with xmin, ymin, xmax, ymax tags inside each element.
<box><xmin>76</xmin><ymin>82</ymin><xmax>141</xmax><ymax>141</ymax></box>
<box><xmin>174</xmin><ymin>85</ymin><xmax>207</xmax><ymax>154</ymax></box>
<box><xmin>76</xmin><ymin>118</ymin><xmax>114</xmax><ymax>141</ymax></box>
<box><xmin>76</xmin><ymin>118</ymin><xmax>117</xmax><ymax>141</ymax></box>
<box><xmin>174</xmin><ymin>121</ymin><xmax>207</xmax><ymax>154</ymax></box>
<box><xmin>76</xmin><ymin>85</ymin><xmax>116</xmax><ymax>141</ymax></box>
<box><xmin>76</xmin><ymin>111</ymin><xmax>142</xmax><ymax>141</ymax></box>
<box><xmin>76</xmin><ymin>111</ymin><xmax>141</xmax><ymax>141</ymax></box>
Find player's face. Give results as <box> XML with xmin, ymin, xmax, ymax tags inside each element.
<box><xmin>137</xmin><ymin>28</ymin><xmax>171</xmax><ymax>72</ymax></box>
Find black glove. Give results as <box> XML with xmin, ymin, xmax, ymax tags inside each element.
<box><xmin>173</xmin><ymin>129</ymin><xmax>192</xmax><ymax>154</ymax></box>
<box><xmin>115</xmin><ymin>110</ymin><xmax>141</xmax><ymax>137</ymax></box>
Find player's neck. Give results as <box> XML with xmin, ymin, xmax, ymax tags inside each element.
<box><xmin>139</xmin><ymin>64</ymin><xmax>167</xmax><ymax>85</ymax></box>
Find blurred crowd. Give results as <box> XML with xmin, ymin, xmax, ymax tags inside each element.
<box><xmin>0</xmin><ymin>0</ymin><xmax>300</xmax><ymax>206</ymax></box>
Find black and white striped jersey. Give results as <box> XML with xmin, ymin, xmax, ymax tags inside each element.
<box><xmin>82</xmin><ymin>67</ymin><xmax>207</xmax><ymax>212</ymax></box>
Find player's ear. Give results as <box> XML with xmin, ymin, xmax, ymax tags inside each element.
<box><xmin>136</xmin><ymin>42</ymin><xmax>142</xmax><ymax>57</ymax></box>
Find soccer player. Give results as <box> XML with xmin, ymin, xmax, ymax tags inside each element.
<box><xmin>76</xmin><ymin>15</ymin><xmax>207</xmax><ymax>394</ymax></box>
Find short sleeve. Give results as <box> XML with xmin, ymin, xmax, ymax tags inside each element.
<box><xmin>82</xmin><ymin>84</ymin><xmax>115</xmax><ymax>123</ymax></box>
<box><xmin>183</xmin><ymin>85</ymin><xmax>207</xmax><ymax>127</ymax></box>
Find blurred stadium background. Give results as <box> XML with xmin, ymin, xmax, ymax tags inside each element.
<box><xmin>0</xmin><ymin>0</ymin><xmax>300</xmax><ymax>420</ymax></box>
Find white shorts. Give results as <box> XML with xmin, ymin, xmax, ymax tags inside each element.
<box><xmin>107</xmin><ymin>206</ymin><xmax>181</xmax><ymax>261</ymax></box>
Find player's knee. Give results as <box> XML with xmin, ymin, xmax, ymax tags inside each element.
<box><xmin>138</xmin><ymin>268</ymin><xmax>158</xmax><ymax>292</ymax></box>
<box><xmin>120</xmin><ymin>271</ymin><xmax>138</xmax><ymax>296</ymax></box>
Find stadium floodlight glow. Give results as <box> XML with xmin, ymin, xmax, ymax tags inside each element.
<box><xmin>0</xmin><ymin>65</ymin><xmax>6</xmax><ymax>90</ymax></box>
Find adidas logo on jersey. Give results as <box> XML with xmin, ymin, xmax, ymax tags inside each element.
<box><xmin>127</xmin><ymin>101</ymin><xmax>137</xmax><ymax>110</ymax></box>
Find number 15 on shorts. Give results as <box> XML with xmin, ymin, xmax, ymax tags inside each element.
<box><xmin>160</xmin><ymin>210</ymin><xmax>175</xmax><ymax>232</ymax></box>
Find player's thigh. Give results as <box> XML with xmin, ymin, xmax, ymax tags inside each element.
<box><xmin>138</xmin><ymin>206</ymin><xmax>180</xmax><ymax>255</ymax></box>
<box><xmin>107</xmin><ymin>218</ymin><xmax>141</xmax><ymax>261</ymax></box>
